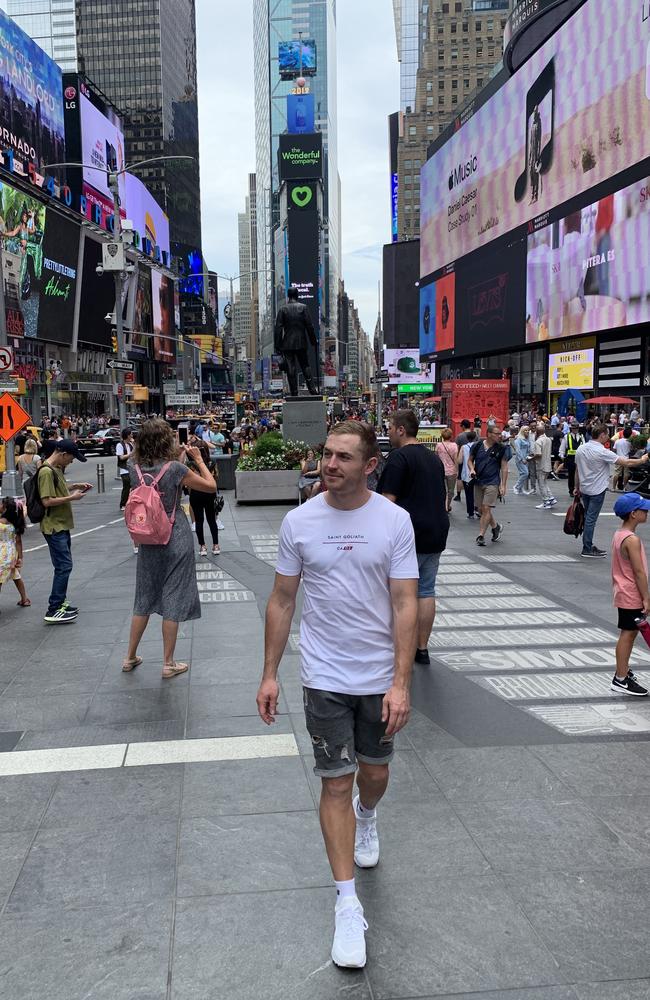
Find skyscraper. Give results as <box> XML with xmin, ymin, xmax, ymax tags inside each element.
<box><xmin>394</xmin><ymin>0</ymin><xmax>512</xmax><ymax>240</ymax></box>
<box><xmin>75</xmin><ymin>0</ymin><xmax>202</xmax><ymax>250</ymax></box>
<box><xmin>7</xmin><ymin>0</ymin><xmax>78</xmax><ymax>72</ymax></box>
<box><xmin>392</xmin><ymin>0</ymin><xmax>430</xmax><ymax>114</ymax></box>
<box><xmin>253</xmin><ymin>0</ymin><xmax>340</xmax><ymax>359</ymax></box>
<box><xmin>234</xmin><ymin>174</ymin><xmax>259</xmax><ymax>365</ymax></box>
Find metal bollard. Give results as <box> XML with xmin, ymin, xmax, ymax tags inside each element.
<box><xmin>97</xmin><ymin>463</ymin><xmax>105</xmax><ymax>494</ymax></box>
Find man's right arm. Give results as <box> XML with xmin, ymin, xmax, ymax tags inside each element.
<box><xmin>257</xmin><ymin>573</ymin><xmax>301</xmax><ymax>724</ymax></box>
<box><xmin>40</xmin><ymin>469</ymin><xmax>84</xmax><ymax>508</ymax></box>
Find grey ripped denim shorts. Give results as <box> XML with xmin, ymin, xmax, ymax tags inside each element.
<box><xmin>303</xmin><ymin>687</ymin><xmax>395</xmax><ymax>778</ymax></box>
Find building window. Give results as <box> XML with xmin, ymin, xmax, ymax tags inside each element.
<box><xmin>426</xmin><ymin>80</ymin><xmax>433</xmax><ymax>91</ymax></box>
<box><xmin>404</xmin><ymin>160</ymin><xmax>412</xmax><ymax>168</ymax></box>
<box><xmin>477</xmin><ymin>77</ymin><xmax>483</xmax><ymax>87</ymax></box>
<box><xmin>438</xmin><ymin>49</ymin><xmax>444</xmax><ymax>60</ymax></box>
<box><xmin>414</xmin><ymin>159</ymin><xmax>421</xmax><ymax>168</ymax></box>
<box><xmin>464</xmin><ymin>78</ymin><xmax>470</xmax><ymax>87</ymax></box>
<box><xmin>455</xmin><ymin>1</ymin><xmax>462</xmax><ymax>9</ymax></box>
<box><xmin>427</xmin><ymin>125</ymin><xmax>434</xmax><ymax>134</ymax></box>
<box><xmin>438</xmin><ymin>79</ymin><xmax>445</xmax><ymax>90</ymax></box>
<box><xmin>442</xmin><ymin>2</ymin><xmax>449</xmax><ymax>10</ymax></box>
<box><xmin>452</xmin><ymin>79</ymin><xmax>458</xmax><ymax>89</ymax></box>
<box><xmin>462</xmin><ymin>22</ymin><xmax>468</xmax><ymax>32</ymax></box>
<box><xmin>451</xmin><ymin>95</ymin><xmax>458</xmax><ymax>104</ymax></box>
<box><xmin>438</xmin><ymin>95</ymin><xmax>444</xmax><ymax>105</ymax></box>
<box><xmin>409</xmin><ymin>126</ymin><xmax>417</xmax><ymax>136</ymax></box>
<box><xmin>476</xmin><ymin>21</ymin><xmax>482</xmax><ymax>30</ymax></box>
<box><xmin>451</xmin><ymin>23</ymin><xmax>457</xmax><ymax>33</ymax></box>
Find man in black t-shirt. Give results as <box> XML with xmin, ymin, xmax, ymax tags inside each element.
<box><xmin>378</xmin><ymin>409</ymin><xmax>449</xmax><ymax>665</ymax></box>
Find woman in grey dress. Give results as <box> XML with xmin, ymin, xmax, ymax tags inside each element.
<box><xmin>122</xmin><ymin>419</ymin><xmax>216</xmax><ymax>679</ymax></box>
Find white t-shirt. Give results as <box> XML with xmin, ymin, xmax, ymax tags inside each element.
<box><xmin>275</xmin><ymin>491</ymin><xmax>418</xmax><ymax>696</ymax></box>
<box><xmin>575</xmin><ymin>440</ymin><xmax>618</xmax><ymax>495</ymax></box>
<box><xmin>115</xmin><ymin>441</ymin><xmax>132</xmax><ymax>476</ymax></box>
<box><xmin>613</xmin><ymin>438</ymin><xmax>631</xmax><ymax>459</ymax></box>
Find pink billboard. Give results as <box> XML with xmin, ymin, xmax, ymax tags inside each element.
<box><xmin>420</xmin><ymin>0</ymin><xmax>650</xmax><ymax>278</ymax></box>
<box><xmin>125</xmin><ymin>173</ymin><xmax>170</xmax><ymax>259</ymax></box>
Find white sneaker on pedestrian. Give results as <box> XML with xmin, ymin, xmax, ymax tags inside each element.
<box><xmin>535</xmin><ymin>501</ymin><xmax>550</xmax><ymax>509</ymax></box>
<box><xmin>331</xmin><ymin>897</ymin><xmax>368</xmax><ymax>969</ymax></box>
<box><xmin>353</xmin><ymin>794</ymin><xmax>379</xmax><ymax>868</ymax></box>
<box><xmin>217</xmin><ymin>520</ymin><xmax>225</xmax><ymax>531</ymax></box>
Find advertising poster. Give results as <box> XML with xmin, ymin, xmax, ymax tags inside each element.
<box><xmin>455</xmin><ymin>238</ymin><xmax>527</xmax><ymax>355</ymax></box>
<box><xmin>152</xmin><ymin>271</ymin><xmax>176</xmax><ymax>363</ymax></box>
<box><xmin>526</xmin><ymin>174</ymin><xmax>650</xmax><ymax>343</ymax></box>
<box><xmin>125</xmin><ymin>172</ymin><xmax>170</xmax><ymax>259</ymax></box>
<box><xmin>0</xmin><ymin>180</ymin><xmax>47</xmax><ymax>339</ymax></box>
<box><xmin>0</xmin><ymin>11</ymin><xmax>64</xmax><ymax>171</ymax></box>
<box><xmin>36</xmin><ymin>210</ymin><xmax>80</xmax><ymax>345</ymax></box>
<box><xmin>278</xmin><ymin>133</ymin><xmax>323</xmax><ymax>181</ymax></box>
<box><xmin>80</xmin><ymin>92</ymin><xmax>127</xmax><ymax>213</ymax></box>
<box><xmin>279</xmin><ymin>39</ymin><xmax>317</xmax><ymax>79</ymax></box>
<box><xmin>421</xmin><ymin>0</ymin><xmax>650</xmax><ymax>277</ymax></box>
<box><xmin>78</xmin><ymin>236</ymin><xmax>115</xmax><ymax>348</ymax></box>
<box><xmin>129</xmin><ymin>265</ymin><xmax>152</xmax><ymax>358</ymax></box>
<box><xmin>287</xmin><ymin>94</ymin><xmax>315</xmax><ymax>134</ymax></box>
<box><xmin>548</xmin><ymin>346</ymin><xmax>595</xmax><ymax>390</ymax></box>
<box><xmin>383</xmin><ymin>348</ymin><xmax>436</xmax><ymax>384</ymax></box>
<box><xmin>287</xmin><ymin>181</ymin><xmax>320</xmax><ymax>331</ymax></box>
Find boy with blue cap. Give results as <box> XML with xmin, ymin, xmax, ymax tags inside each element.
<box><xmin>611</xmin><ymin>492</ymin><xmax>650</xmax><ymax>696</ymax></box>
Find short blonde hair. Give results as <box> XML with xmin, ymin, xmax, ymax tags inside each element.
<box><xmin>24</xmin><ymin>439</ymin><xmax>38</xmax><ymax>454</ymax></box>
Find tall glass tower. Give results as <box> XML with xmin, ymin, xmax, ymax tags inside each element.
<box><xmin>75</xmin><ymin>0</ymin><xmax>202</xmax><ymax>250</ymax></box>
<box><xmin>7</xmin><ymin>0</ymin><xmax>78</xmax><ymax>72</ymax></box>
<box><xmin>253</xmin><ymin>0</ymin><xmax>340</xmax><ymax>358</ymax></box>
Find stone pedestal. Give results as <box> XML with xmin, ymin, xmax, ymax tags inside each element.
<box><xmin>282</xmin><ymin>396</ymin><xmax>327</xmax><ymax>448</ymax></box>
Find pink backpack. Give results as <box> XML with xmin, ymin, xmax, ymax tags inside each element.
<box><xmin>125</xmin><ymin>463</ymin><xmax>177</xmax><ymax>546</ymax></box>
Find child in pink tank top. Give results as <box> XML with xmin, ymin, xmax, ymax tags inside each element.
<box><xmin>611</xmin><ymin>492</ymin><xmax>650</xmax><ymax>696</ymax></box>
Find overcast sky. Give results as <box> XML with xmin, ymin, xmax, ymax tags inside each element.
<box><xmin>196</xmin><ymin>0</ymin><xmax>399</xmax><ymax>334</ymax></box>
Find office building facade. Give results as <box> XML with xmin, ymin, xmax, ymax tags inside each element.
<box><xmin>7</xmin><ymin>0</ymin><xmax>78</xmax><ymax>72</ymax></box>
<box><xmin>75</xmin><ymin>0</ymin><xmax>202</xmax><ymax>251</ymax></box>
<box><xmin>234</xmin><ymin>173</ymin><xmax>260</xmax><ymax>365</ymax></box>
<box><xmin>394</xmin><ymin>0</ymin><xmax>512</xmax><ymax>240</ymax></box>
<box><xmin>253</xmin><ymin>0</ymin><xmax>340</xmax><ymax>360</ymax></box>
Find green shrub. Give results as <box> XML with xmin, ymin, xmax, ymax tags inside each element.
<box><xmin>252</xmin><ymin>432</ymin><xmax>284</xmax><ymax>458</ymax></box>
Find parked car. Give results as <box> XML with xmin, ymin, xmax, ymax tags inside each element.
<box><xmin>80</xmin><ymin>427</ymin><xmax>123</xmax><ymax>456</ymax></box>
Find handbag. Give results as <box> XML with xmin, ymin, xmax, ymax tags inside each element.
<box><xmin>214</xmin><ymin>491</ymin><xmax>225</xmax><ymax>516</ymax></box>
<box><xmin>563</xmin><ymin>495</ymin><xmax>585</xmax><ymax>537</ymax></box>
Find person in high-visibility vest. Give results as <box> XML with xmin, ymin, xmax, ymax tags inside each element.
<box><xmin>559</xmin><ymin>424</ymin><xmax>585</xmax><ymax>497</ymax></box>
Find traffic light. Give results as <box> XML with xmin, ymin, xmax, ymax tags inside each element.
<box><xmin>111</xmin><ymin>333</ymin><xmax>118</xmax><ymax>353</ymax></box>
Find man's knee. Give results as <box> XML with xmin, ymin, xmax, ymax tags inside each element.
<box><xmin>320</xmin><ymin>773</ymin><xmax>355</xmax><ymax>801</ymax></box>
<box><xmin>357</xmin><ymin>761</ymin><xmax>389</xmax><ymax>787</ymax></box>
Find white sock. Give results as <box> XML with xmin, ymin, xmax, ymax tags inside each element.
<box><xmin>356</xmin><ymin>799</ymin><xmax>376</xmax><ymax>819</ymax></box>
<box><xmin>335</xmin><ymin>878</ymin><xmax>357</xmax><ymax>900</ymax></box>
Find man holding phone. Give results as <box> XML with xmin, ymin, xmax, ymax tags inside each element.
<box><xmin>39</xmin><ymin>439</ymin><xmax>92</xmax><ymax>624</ymax></box>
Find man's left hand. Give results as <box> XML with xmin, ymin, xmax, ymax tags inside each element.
<box><xmin>382</xmin><ymin>685</ymin><xmax>411</xmax><ymax>737</ymax></box>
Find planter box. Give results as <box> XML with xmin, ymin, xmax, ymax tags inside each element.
<box><xmin>235</xmin><ymin>469</ymin><xmax>299</xmax><ymax>503</ymax></box>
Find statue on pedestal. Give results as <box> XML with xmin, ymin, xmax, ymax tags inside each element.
<box><xmin>274</xmin><ymin>286</ymin><xmax>318</xmax><ymax>396</ymax></box>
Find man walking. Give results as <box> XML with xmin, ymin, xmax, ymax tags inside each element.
<box><xmin>467</xmin><ymin>423</ymin><xmax>510</xmax><ymax>546</ymax></box>
<box><xmin>257</xmin><ymin>421</ymin><xmax>418</xmax><ymax>969</ymax></box>
<box><xmin>575</xmin><ymin>425</ymin><xmax>648</xmax><ymax>558</ymax></box>
<box><xmin>274</xmin><ymin>286</ymin><xmax>318</xmax><ymax>396</ymax></box>
<box><xmin>534</xmin><ymin>423</ymin><xmax>557</xmax><ymax>510</ymax></box>
<box><xmin>379</xmin><ymin>408</ymin><xmax>449</xmax><ymax>665</ymax></box>
<box><xmin>39</xmin><ymin>439</ymin><xmax>92</xmax><ymax>623</ymax></box>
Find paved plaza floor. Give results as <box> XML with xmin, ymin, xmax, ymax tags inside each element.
<box><xmin>1</xmin><ymin>462</ymin><xmax>650</xmax><ymax>999</ymax></box>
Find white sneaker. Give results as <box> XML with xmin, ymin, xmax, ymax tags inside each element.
<box><xmin>331</xmin><ymin>897</ymin><xmax>368</xmax><ymax>968</ymax></box>
<box><xmin>217</xmin><ymin>520</ymin><xmax>225</xmax><ymax>530</ymax></box>
<box><xmin>353</xmin><ymin>795</ymin><xmax>379</xmax><ymax>868</ymax></box>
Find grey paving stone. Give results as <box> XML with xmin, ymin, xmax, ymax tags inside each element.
<box><xmin>0</xmin><ymin>730</ymin><xmax>22</xmax><ymax>751</ymax></box>
<box><xmin>187</xmin><ymin>681</ymin><xmax>281</xmax><ymax>722</ymax></box>
<box><xmin>85</xmin><ymin>688</ymin><xmax>188</xmax><ymax>726</ymax></box>
<box><xmin>580</xmin><ymin>794</ymin><xmax>650</xmax><ymax>852</ymax></box>
<box><xmin>193</xmin><ymin>633</ymin><xmax>262</xmax><ymax>659</ymax></box>
<box><xmin>187</xmin><ymin>655</ymin><xmax>263</xmax><ymax>685</ymax></box>
<box><xmin>572</xmin><ymin>981</ymin><xmax>650</xmax><ymax>999</ymax></box>
<box><xmin>504</xmin><ymin>868</ymin><xmax>650</xmax><ymax>981</ymax></box>
<box><xmin>0</xmin><ymin>773</ymin><xmax>58</xmax><ymax>832</ymax></box>
<box><xmin>531</xmin><ymin>743</ymin><xmax>650</xmax><ymax>797</ymax></box>
<box><xmin>172</xmin><ymin>889</ymin><xmax>371</xmax><ymax>1000</ymax></box>
<box><xmin>0</xmin><ymin>693</ymin><xmax>93</xmax><ymax>731</ymax></box>
<box><xmin>6</xmin><ymin>818</ymin><xmax>178</xmax><ymax>912</ymax></box>
<box><xmin>182</xmin><ymin>756</ymin><xmax>313</xmax><ymax>818</ymax></box>
<box><xmin>454</xmin><ymin>797</ymin><xmax>642</xmax><ymax>873</ymax></box>
<box><xmin>418</xmin><ymin>746</ymin><xmax>571</xmax><ymax>803</ymax></box>
<box><xmin>177</xmin><ymin>811</ymin><xmax>331</xmax><ymax>897</ymax></box>
<box><xmin>17</xmin><ymin>719</ymin><xmax>185</xmax><ymax>750</ymax></box>
<box><xmin>42</xmin><ymin>765</ymin><xmax>183</xmax><ymax>830</ymax></box>
<box><xmin>5</xmin><ymin>661</ymin><xmax>108</xmax><ymax>696</ymax></box>
<box><xmin>362</xmin><ymin>874</ymin><xmax>561</xmax><ymax>998</ymax></box>
<box><xmin>400</xmin><ymin>708</ymin><xmax>464</xmax><ymax>750</ymax></box>
<box><xmin>18</xmin><ymin>645</ymin><xmax>112</xmax><ymax>669</ymax></box>
<box><xmin>0</xmin><ymin>829</ymin><xmax>37</xmax><ymax>904</ymax></box>
<box><xmin>404</xmin><ymin>990</ymin><xmax>579</xmax><ymax>1000</ymax></box>
<box><xmin>185</xmin><ymin>712</ymin><xmax>292</xmax><ymax>740</ymax></box>
<box><xmin>0</xmin><ymin>900</ymin><xmax>172</xmax><ymax>1000</ymax></box>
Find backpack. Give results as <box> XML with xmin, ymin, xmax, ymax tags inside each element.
<box><xmin>124</xmin><ymin>463</ymin><xmax>177</xmax><ymax>545</ymax></box>
<box><xmin>24</xmin><ymin>463</ymin><xmax>50</xmax><ymax>524</ymax></box>
<box><xmin>563</xmin><ymin>496</ymin><xmax>585</xmax><ymax>537</ymax></box>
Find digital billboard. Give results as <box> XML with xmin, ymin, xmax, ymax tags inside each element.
<box><xmin>80</xmin><ymin>92</ymin><xmax>126</xmax><ymax>216</ymax></box>
<box><xmin>287</xmin><ymin>179</ymin><xmax>319</xmax><ymax>360</ymax></box>
<box><xmin>130</xmin><ymin>265</ymin><xmax>153</xmax><ymax>358</ymax></box>
<box><xmin>278</xmin><ymin>133</ymin><xmax>323</xmax><ymax>181</ymax></box>
<box><xmin>78</xmin><ymin>236</ymin><xmax>115</xmax><ymax>348</ymax></box>
<box><xmin>419</xmin><ymin>273</ymin><xmax>456</xmax><ymax>360</ymax></box>
<box><xmin>420</xmin><ymin>0</ymin><xmax>650</xmax><ymax>278</ymax></box>
<box><xmin>548</xmin><ymin>344</ymin><xmax>595</xmax><ymax>391</ymax></box>
<box><xmin>0</xmin><ymin>179</ymin><xmax>47</xmax><ymax>339</ymax></box>
<box><xmin>0</xmin><ymin>10</ymin><xmax>64</xmax><ymax>171</ymax></box>
<box><xmin>125</xmin><ymin>172</ymin><xmax>170</xmax><ymax>260</ymax></box>
<box><xmin>36</xmin><ymin>210</ymin><xmax>80</xmax><ymax>345</ymax></box>
<box><xmin>455</xmin><ymin>237</ymin><xmax>527</xmax><ymax>356</ymax></box>
<box><xmin>526</xmin><ymin>174</ymin><xmax>650</xmax><ymax>343</ymax></box>
<box><xmin>152</xmin><ymin>270</ymin><xmax>175</xmax><ymax>363</ymax></box>
<box><xmin>383</xmin><ymin>348</ymin><xmax>436</xmax><ymax>384</ymax></box>
<box><xmin>287</xmin><ymin>94</ymin><xmax>315</xmax><ymax>134</ymax></box>
<box><xmin>279</xmin><ymin>40</ymin><xmax>317</xmax><ymax>79</ymax></box>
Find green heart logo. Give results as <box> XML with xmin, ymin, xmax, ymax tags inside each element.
<box><xmin>291</xmin><ymin>185</ymin><xmax>313</xmax><ymax>208</ymax></box>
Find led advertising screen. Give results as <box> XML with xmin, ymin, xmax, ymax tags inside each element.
<box><xmin>125</xmin><ymin>172</ymin><xmax>170</xmax><ymax>260</ymax></box>
<box><xmin>78</xmin><ymin>236</ymin><xmax>115</xmax><ymax>348</ymax></box>
<box><xmin>36</xmin><ymin>210</ymin><xmax>80</xmax><ymax>345</ymax></box>
<box><xmin>287</xmin><ymin>94</ymin><xmax>315</xmax><ymax>134</ymax></box>
<box><xmin>455</xmin><ymin>237</ymin><xmax>527</xmax><ymax>356</ymax></box>
<box><xmin>80</xmin><ymin>92</ymin><xmax>126</xmax><ymax>220</ymax></box>
<box><xmin>382</xmin><ymin>348</ymin><xmax>436</xmax><ymax>384</ymax></box>
<box><xmin>0</xmin><ymin>179</ymin><xmax>47</xmax><ymax>339</ymax></box>
<box><xmin>279</xmin><ymin>39</ymin><xmax>317</xmax><ymax>79</ymax></box>
<box><xmin>526</xmin><ymin>174</ymin><xmax>650</xmax><ymax>343</ymax></box>
<box><xmin>420</xmin><ymin>0</ymin><xmax>650</xmax><ymax>279</ymax></box>
<box><xmin>130</xmin><ymin>265</ymin><xmax>153</xmax><ymax>358</ymax></box>
<box><xmin>0</xmin><ymin>10</ymin><xmax>64</xmax><ymax>171</ymax></box>
<box><xmin>278</xmin><ymin>133</ymin><xmax>323</xmax><ymax>181</ymax></box>
<box><xmin>287</xmin><ymin>180</ymin><xmax>320</xmax><ymax>362</ymax></box>
<box><xmin>548</xmin><ymin>345</ymin><xmax>595</xmax><ymax>391</ymax></box>
<box><xmin>152</xmin><ymin>270</ymin><xmax>175</xmax><ymax>363</ymax></box>
<box><xmin>419</xmin><ymin>273</ymin><xmax>456</xmax><ymax>359</ymax></box>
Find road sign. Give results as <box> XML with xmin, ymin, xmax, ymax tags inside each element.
<box><xmin>124</xmin><ymin>371</ymin><xmax>135</xmax><ymax>384</ymax></box>
<box><xmin>373</xmin><ymin>372</ymin><xmax>389</xmax><ymax>383</ymax></box>
<box><xmin>107</xmin><ymin>359</ymin><xmax>135</xmax><ymax>372</ymax></box>
<box><xmin>397</xmin><ymin>383</ymin><xmax>434</xmax><ymax>394</ymax></box>
<box><xmin>165</xmin><ymin>393</ymin><xmax>201</xmax><ymax>407</ymax></box>
<box><xmin>0</xmin><ymin>392</ymin><xmax>30</xmax><ymax>443</ymax></box>
<box><xmin>0</xmin><ymin>346</ymin><xmax>13</xmax><ymax>372</ymax></box>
